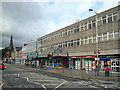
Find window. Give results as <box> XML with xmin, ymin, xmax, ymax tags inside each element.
<box><xmin>98</xmin><ymin>18</ymin><xmax>102</xmax><ymax>26</ymax></box>
<box><xmin>102</xmin><ymin>16</ymin><xmax>107</xmax><ymax>24</ymax></box>
<box><xmin>103</xmin><ymin>33</ymin><xmax>107</xmax><ymax>41</ymax></box>
<box><xmin>77</xmin><ymin>39</ymin><xmax>80</xmax><ymax>46</ymax></box>
<box><xmin>93</xmin><ymin>36</ymin><xmax>96</xmax><ymax>43</ymax></box>
<box><xmin>88</xmin><ymin>22</ymin><xmax>92</xmax><ymax>29</ymax></box>
<box><xmin>109</xmin><ymin>31</ymin><xmax>113</xmax><ymax>40</ymax></box>
<box><xmin>114</xmin><ymin>30</ymin><xmax>119</xmax><ymax>40</ymax></box>
<box><xmin>68</xmin><ymin>41</ymin><xmax>71</xmax><ymax>47</ymax></box>
<box><xmin>76</xmin><ymin>26</ymin><xmax>79</xmax><ymax>32</ymax></box>
<box><xmin>71</xmin><ymin>40</ymin><xmax>73</xmax><ymax>47</ymax></box>
<box><xmin>81</xmin><ymin>39</ymin><xmax>84</xmax><ymax>45</ymax></box>
<box><xmin>65</xmin><ymin>42</ymin><xmax>67</xmax><ymax>47</ymax></box>
<box><xmin>108</xmin><ymin>14</ymin><xmax>112</xmax><ymax>23</ymax></box>
<box><xmin>92</xmin><ymin>20</ymin><xmax>96</xmax><ymax>27</ymax></box>
<box><xmin>73</xmin><ymin>40</ymin><xmax>77</xmax><ymax>46</ymax></box>
<box><xmin>68</xmin><ymin>30</ymin><xmax>70</xmax><ymax>35</ymax></box>
<box><xmin>84</xmin><ymin>23</ymin><xmax>87</xmax><ymax>30</ymax></box>
<box><xmin>113</xmin><ymin>12</ymin><xmax>118</xmax><ymax>21</ymax></box>
<box><xmin>80</xmin><ymin>24</ymin><xmax>83</xmax><ymax>31</ymax></box>
<box><xmin>89</xmin><ymin>36</ymin><xmax>93</xmax><ymax>43</ymax></box>
<box><xmin>84</xmin><ymin>37</ymin><xmax>88</xmax><ymax>44</ymax></box>
<box><xmin>98</xmin><ymin>35</ymin><xmax>102</xmax><ymax>42</ymax></box>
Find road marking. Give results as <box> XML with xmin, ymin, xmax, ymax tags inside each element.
<box><xmin>53</xmin><ymin>81</ymin><xmax>68</xmax><ymax>90</ymax></box>
<box><xmin>33</xmin><ymin>80</ymin><xmax>57</xmax><ymax>81</ymax></box>
<box><xmin>18</xmin><ymin>74</ymin><xmax>47</xmax><ymax>90</ymax></box>
<box><xmin>43</xmin><ymin>84</ymin><xmax>58</xmax><ymax>85</ymax></box>
<box><xmin>0</xmin><ymin>82</ymin><xmax>3</xmax><ymax>88</ymax></box>
<box><xmin>88</xmin><ymin>85</ymin><xmax>98</xmax><ymax>88</ymax></box>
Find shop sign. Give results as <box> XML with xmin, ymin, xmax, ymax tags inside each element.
<box><xmin>107</xmin><ymin>61</ymin><xmax>111</xmax><ymax>65</ymax></box>
<box><xmin>69</xmin><ymin>56</ymin><xmax>97</xmax><ymax>58</ymax></box>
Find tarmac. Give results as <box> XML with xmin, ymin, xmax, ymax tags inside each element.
<box><xmin>12</xmin><ymin>63</ymin><xmax>120</xmax><ymax>81</ymax></box>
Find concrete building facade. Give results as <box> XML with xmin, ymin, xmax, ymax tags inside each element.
<box><xmin>37</xmin><ymin>5</ymin><xmax>120</xmax><ymax>72</ymax></box>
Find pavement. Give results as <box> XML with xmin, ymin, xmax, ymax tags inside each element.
<box><xmin>6</xmin><ymin>63</ymin><xmax>120</xmax><ymax>81</ymax></box>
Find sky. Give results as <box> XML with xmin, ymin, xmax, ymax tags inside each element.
<box><xmin>0</xmin><ymin>0</ymin><xmax>120</xmax><ymax>49</ymax></box>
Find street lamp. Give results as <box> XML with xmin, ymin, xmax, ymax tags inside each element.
<box><xmin>89</xmin><ymin>9</ymin><xmax>99</xmax><ymax>76</ymax></box>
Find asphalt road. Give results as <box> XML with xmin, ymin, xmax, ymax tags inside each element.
<box><xmin>1</xmin><ymin>63</ymin><xmax>120</xmax><ymax>90</ymax></box>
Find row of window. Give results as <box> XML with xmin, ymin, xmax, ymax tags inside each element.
<box><xmin>41</xmin><ymin>30</ymin><xmax>119</xmax><ymax>52</ymax></box>
<box><xmin>22</xmin><ymin>51</ymin><xmax>36</xmax><ymax>56</ymax></box>
<box><xmin>22</xmin><ymin>44</ymin><xmax>36</xmax><ymax>51</ymax></box>
<box><xmin>41</xmin><ymin>11</ymin><xmax>119</xmax><ymax>43</ymax></box>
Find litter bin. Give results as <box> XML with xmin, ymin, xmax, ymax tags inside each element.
<box><xmin>105</xmin><ymin>69</ymin><xmax>109</xmax><ymax>77</ymax></box>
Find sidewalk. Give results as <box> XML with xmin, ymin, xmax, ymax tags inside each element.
<box><xmin>15</xmin><ymin>64</ymin><xmax>120</xmax><ymax>81</ymax></box>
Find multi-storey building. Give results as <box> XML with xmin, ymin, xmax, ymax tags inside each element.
<box><xmin>22</xmin><ymin>42</ymin><xmax>37</xmax><ymax>65</ymax></box>
<box><xmin>37</xmin><ymin>5</ymin><xmax>120</xmax><ymax>72</ymax></box>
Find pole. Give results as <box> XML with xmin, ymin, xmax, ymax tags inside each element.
<box><xmin>89</xmin><ymin>9</ymin><xmax>99</xmax><ymax>76</ymax></box>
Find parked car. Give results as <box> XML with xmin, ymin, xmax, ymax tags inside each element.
<box><xmin>0</xmin><ymin>63</ymin><xmax>5</xmax><ymax>70</ymax></box>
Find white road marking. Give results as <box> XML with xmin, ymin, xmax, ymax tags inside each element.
<box><xmin>53</xmin><ymin>81</ymin><xmax>68</xmax><ymax>90</ymax></box>
<box><xmin>33</xmin><ymin>80</ymin><xmax>58</xmax><ymax>81</ymax></box>
<box><xmin>17</xmin><ymin>74</ymin><xmax>47</xmax><ymax>90</ymax></box>
<box><xmin>43</xmin><ymin>84</ymin><xmax>58</xmax><ymax>85</ymax></box>
<box><xmin>88</xmin><ymin>85</ymin><xmax>98</xmax><ymax>88</ymax></box>
<box><xmin>0</xmin><ymin>82</ymin><xmax>3</xmax><ymax>88</ymax></box>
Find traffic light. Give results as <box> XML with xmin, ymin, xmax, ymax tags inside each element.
<box><xmin>47</xmin><ymin>52</ymin><xmax>53</xmax><ymax>59</ymax></box>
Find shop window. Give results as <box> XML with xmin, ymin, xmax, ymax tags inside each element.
<box><xmin>113</xmin><ymin>12</ymin><xmax>118</xmax><ymax>21</ymax></box>
<box><xmin>108</xmin><ymin>14</ymin><xmax>112</xmax><ymax>23</ymax></box>
<box><xmin>102</xmin><ymin>16</ymin><xmax>107</xmax><ymax>24</ymax></box>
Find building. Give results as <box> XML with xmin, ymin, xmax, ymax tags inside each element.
<box><xmin>11</xmin><ymin>47</ymin><xmax>22</xmax><ymax>64</ymax></box>
<box><xmin>36</xmin><ymin>5</ymin><xmax>120</xmax><ymax>72</ymax></box>
<box><xmin>22</xmin><ymin>42</ymin><xmax>37</xmax><ymax>66</ymax></box>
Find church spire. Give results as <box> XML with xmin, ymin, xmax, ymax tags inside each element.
<box><xmin>9</xmin><ymin>35</ymin><xmax>14</xmax><ymax>50</ymax></box>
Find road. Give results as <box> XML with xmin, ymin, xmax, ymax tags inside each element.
<box><xmin>1</xmin><ymin>63</ymin><xmax>120</xmax><ymax>90</ymax></box>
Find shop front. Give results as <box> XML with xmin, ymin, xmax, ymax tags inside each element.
<box><xmin>46</xmin><ymin>56</ymin><xmax>68</xmax><ymax>68</ymax></box>
<box><xmin>69</xmin><ymin>55</ymin><xmax>97</xmax><ymax>70</ymax></box>
<box><xmin>99</xmin><ymin>54</ymin><xmax>120</xmax><ymax>72</ymax></box>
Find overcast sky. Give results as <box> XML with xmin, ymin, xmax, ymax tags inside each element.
<box><xmin>0</xmin><ymin>0</ymin><xmax>119</xmax><ymax>49</ymax></box>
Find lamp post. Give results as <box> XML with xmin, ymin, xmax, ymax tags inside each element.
<box><xmin>89</xmin><ymin>9</ymin><xmax>99</xmax><ymax>76</ymax></box>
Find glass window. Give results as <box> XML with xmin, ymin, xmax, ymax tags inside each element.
<box><xmin>108</xmin><ymin>14</ymin><xmax>112</xmax><ymax>23</ymax></box>
<box><xmin>84</xmin><ymin>23</ymin><xmax>87</xmax><ymax>30</ymax></box>
<box><xmin>113</xmin><ymin>12</ymin><xmax>118</xmax><ymax>21</ymax></box>
<box><xmin>73</xmin><ymin>40</ymin><xmax>77</xmax><ymax>46</ymax></box>
<box><xmin>77</xmin><ymin>39</ymin><xmax>80</xmax><ymax>46</ymax></box>
<box><xmin>71</xmin><ymin>40</ymin><xmax>73</xmax><ymax>47</ymax></box>
<box><xmin>80</xmin><ymin>24</ymin><xmax>83</xmax><ymax>31</ymax></box>
<box><xmin>93</xmin><ymin>36</ymin><xmax>96</xmax><ymax>43</ymax></box>
<box><xmin>98</xmin><ymin>18</ymin><xmax>102</xmax><ymax>26</ymax></box>
<box><xmin>92</xmin><ymin>20</ymin><xmax>96</xmax><ymax>27</ymax></box>
<box><xmin>88</xmin><ymin>22</ymin><xmax>92</xmax><ymax>29</ymax></box>
<box><xmin>102</xmin><ymin>16</ymin><xmax>107</xmax><ymax>24</ymax></box>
